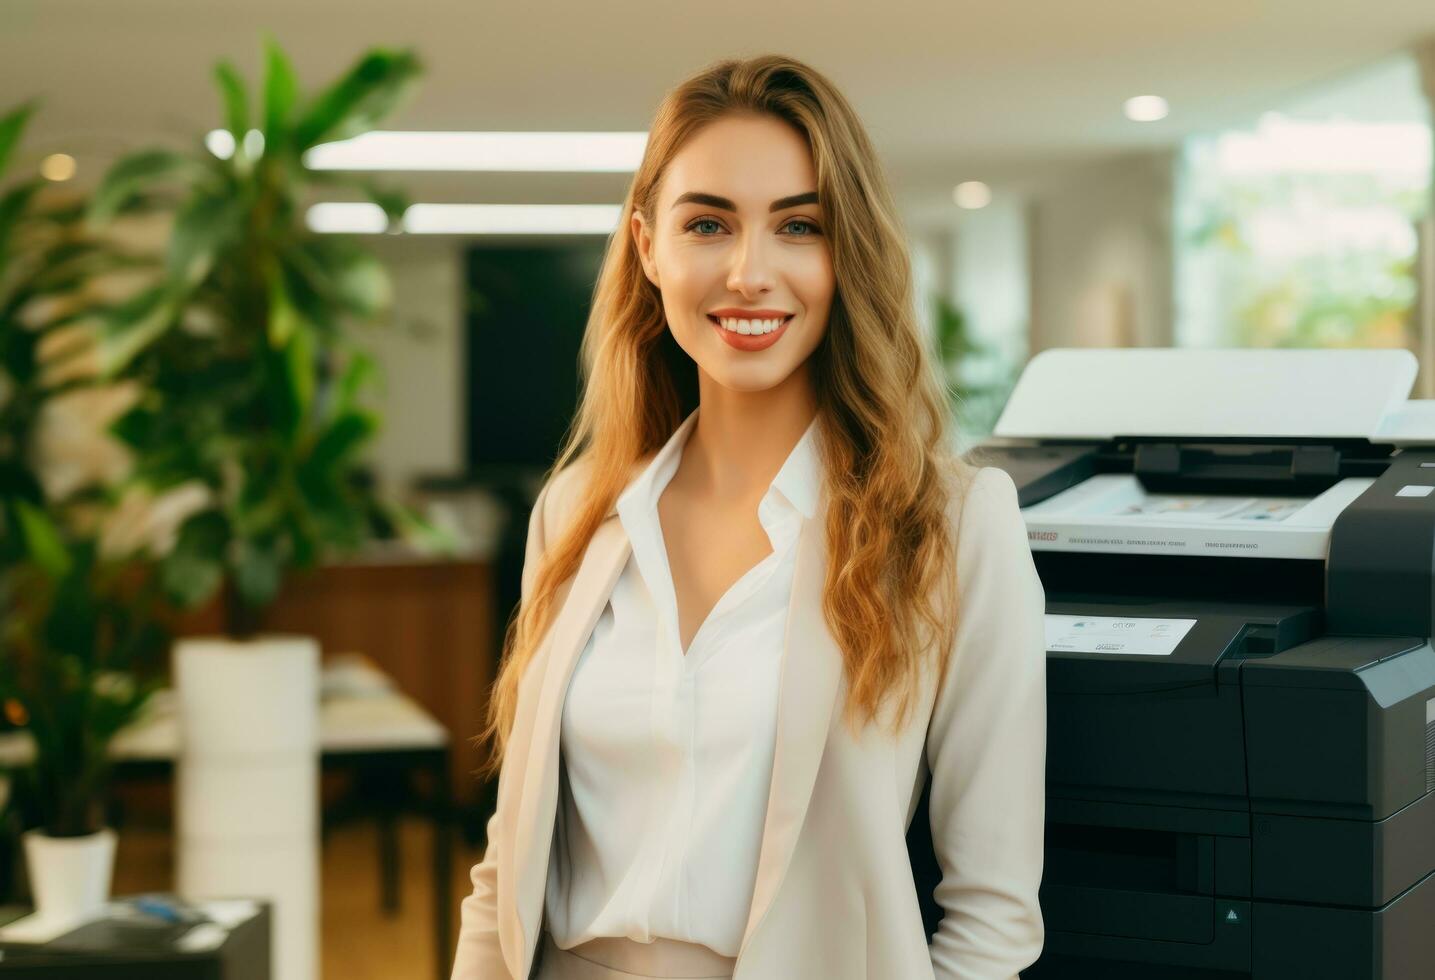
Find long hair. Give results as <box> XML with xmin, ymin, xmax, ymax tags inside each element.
<box><xmin>476</xmin><ymin>54</ymin><xmax>976</xmax><ymax>780</ymax></box>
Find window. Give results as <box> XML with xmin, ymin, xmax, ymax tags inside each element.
<box><xmin>1175</xmin><ymin>57</ymin><xmax>1431</xmax><ymax>353</ymax></box>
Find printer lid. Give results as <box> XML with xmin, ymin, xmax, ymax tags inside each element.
<box><xmin>993</xmin><ymin>348</ymin><xmax>1418</xmax><ymax>442</ymax></box>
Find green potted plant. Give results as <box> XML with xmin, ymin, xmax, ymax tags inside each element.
<box><xmin>82</xmin><ymin>38</ymin><xmax>426</xmax><ymax>631</ymax></box>
<box><xmin>76</xmin><ymin>37</ymin><xmax>426</xmax><ymax>979</ymax></box>
<box><xmin>0</xmin><ymin>98</ymin><xmax>190</xmax><ymax>927</ymax></box>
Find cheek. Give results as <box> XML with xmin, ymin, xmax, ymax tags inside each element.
<box><xmin>658</xmin><ymin>247</ymin><xmax>722</xmax><ymax>300</ymax></box>
<box><xmin>792</xmin><ymin>250</ymin><xmax>836</xmax><ymax>312</ymax></box>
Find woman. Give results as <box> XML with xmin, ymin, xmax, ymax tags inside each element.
<box><xmin>451</xmin><ymin>54</ymin><xmax>1047</xmax><ymax>980</ymax></box>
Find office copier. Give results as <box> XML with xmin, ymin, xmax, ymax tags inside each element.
<box><xmin>905</xmin><ymin>348</ymin><xmax>1435</xmax><ymax>980</ymax></box>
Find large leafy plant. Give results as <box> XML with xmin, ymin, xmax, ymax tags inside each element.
<box><xmin>0</xmin><ymin>101</ymin><xmax>174</xmax><ymax>837</ymax></box>
<box><xmin>79</xmin><ymin>38</ymin><xmax>428</xmax><ymax>636</ymax></box>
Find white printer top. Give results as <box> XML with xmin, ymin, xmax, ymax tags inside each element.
<box><xmin>989</xmin><ymin>348</ymin><xmax>1434</xmax><ymax>560</ymax></box>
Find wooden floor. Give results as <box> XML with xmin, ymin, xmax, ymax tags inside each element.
<box><xmin>111</xmin><ymin>814</ymin><xmax>485</xmax><ymax>980</ymax></box>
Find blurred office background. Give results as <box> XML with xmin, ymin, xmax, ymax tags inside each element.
<box><xmin>4</xmin><ymin>2</ymin><xmax>1435</xmax><ymax>978</ymax></box>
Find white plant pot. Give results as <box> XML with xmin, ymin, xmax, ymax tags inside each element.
<box><xmin>174</xmin><ymin>634</ymin><xmax>319</xmax><ymax>980</ymax></box>
<box><xmin>21</xmin><ymin>826</ymin><xmax>117</xmax><ymax>926</ymax></box>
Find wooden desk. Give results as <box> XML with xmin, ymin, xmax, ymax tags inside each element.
<box><xmin>172</xmin><ymin>558</ymin><xmax>500</xmax><ymax>815</ymax></box>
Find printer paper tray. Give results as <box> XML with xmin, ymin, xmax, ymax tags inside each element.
<box><xmin>1041</xmin><ymin>884</ymin><xmax>1214</xmax><ymax>944</ymax></box>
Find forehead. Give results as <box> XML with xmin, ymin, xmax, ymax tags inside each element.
<box><xmin>660</xmin><ymin>114</ymin><xmax>817</xmax><ymax>209</ymax></box>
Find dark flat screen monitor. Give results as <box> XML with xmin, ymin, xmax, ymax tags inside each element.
<box><xmin>464</xmin><ymin>242</ymin><xmax>606</xmax><ymax>471</ymax></box>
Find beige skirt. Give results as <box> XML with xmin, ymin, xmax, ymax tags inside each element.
<box><xmin>535</xmin><ymin>930</ymin><xmax>737</xmax><ymax>980</ymax></box>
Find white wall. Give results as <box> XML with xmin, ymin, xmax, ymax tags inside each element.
<box><xmin>952</xmin><ymin>198</ymin><xmax>1031</xmax><ymax>367</ymax></box>
<box><xmin>353</xmin><ymin>238</ymin><xmax>466</xmax><ymax>496</ymax></box>
<box><xmin>1027</xmin><ymin>150</ymin><xmax>1176</xmax><ymax>351</ymax></box>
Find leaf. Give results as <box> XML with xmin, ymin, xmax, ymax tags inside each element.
<box><xmin>213</xmin><ymin>61</ymin><xmax>249</xmax><ymax>145</ymax></box>
<box><xmin>274</xmin><ymin>252</ymin><xmax>335</xmax><ymax>338</ymax></box>
<box><xmin>292</xmin><ymin>48</ymin><xmax>422</xmax><ymax>152</ymax></box>
<box><xmin>305</xmin><ymin>410</ymin><xmax>376</xmax><ymax>477</ymax></box>
<box><xmin>233</xmin><ymin>538</ymin><xmax>283</xmax><ymax>609</ymax></box>
<box><xmin>266</xmin><ymin>260</ymin><xmax>302</xmax><ymax>348</ymax></box>
<box><xmin>92</xmin><ymin>282</ymin><xmax>178</xmax><ymax>378</ymax></box>
<box><xmin>86</xmin><ymin>150</ymin><xmax>201</xmax><ymax>229</ymax></box>
<box><xmin>261</xmin><ymin>37</ymin><xmax>299</xmax><ymax>151</ymax></box>
<box><xmin>335</xmin><ymin>348</ymin><xmax>377</xmax><ymax>414</ymax></box>
<box><xmin>290</xmin><ymin>237</ymin><xmax>391</xmax><ymax>318</ymax></box>
<box><xmin>44</xmin><ymin>552</ymin><xmax>99</xmax><ymax>659</ymax></box>
<box><xmin>0</xmin><ymin>100</ymin><xmax>39</xmax><ymax>183</ymax></box>
<box><xmin>14</xmin><ymin>499</ymin><xmax>71</xmax><ymax>577</ymax></box>
<box><xmin>310</xmin><ymin>497</ymin><xmax>367</xmax><ymax>553</ymax></box>
<box><xmin>160</xmin><ymin>511</ymin><xmax>227</xmax><ymax>607</ymax></box>
<box><xmin>107</xmin><ymin>400</ymin><xmax>159</xmax><ymax>451</ymax></box>
<box><xmin>0</xmin><ymin>178</ymin><xmax>41</xmax><ymax>268</ymax></box>
<box><xmin>258</xmin><ymin>331</ymin><xmax>310</xmax><ymax>444</ymax></box>
<box><xmin>19</xmin><ymin>242</ymin><xmax>157</xmax><ymax>305</ymax></box>
<box><xmin>332</xmin><ymin>249</ymin><xmax>390</xmax><ymax>317</ymax></box>
<box><xmin>357</xmin><ymin>179</ymin><xmax>408</xmax><ymax>226</ymax></box>
<box><xmin>232</xmin><ymin>471</ymin><xmax>286</xmax><ymax>537</ymax></box>
<box><xmin>283</xmin><ymin>324</ymin><xmax>315</xmax><ymax>432</ymax></box>
<box><xmin>167</xmin><ymin>191</ymin><xmax>242</xmax><ymax>288</ymax></box>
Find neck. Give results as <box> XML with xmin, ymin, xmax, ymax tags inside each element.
<box><xmin>682</xmin><ymin>366</ymin><xmax>818</xmax><ymax>501</ymax></box>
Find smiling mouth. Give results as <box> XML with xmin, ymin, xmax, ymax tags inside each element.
<box><xmin>706</xmin><ymin>314</ymin><xmax>794</xmax><ymax>336</ymax></box>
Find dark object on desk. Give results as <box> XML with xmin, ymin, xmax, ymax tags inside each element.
<box><xmin>0</xmin><ymin>900</ymin><xmax>270</xmax><ymax>978</ymax></box>
<box><xmin>46</xmin><ymin>915</ymin><xmax>191</xmax><ymax>952</ymax></box>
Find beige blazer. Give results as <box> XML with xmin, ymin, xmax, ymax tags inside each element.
<box><xmin>451</xmin><ymin>457</ymin><xmax>1048</xmax><ymax>980</ymax></box>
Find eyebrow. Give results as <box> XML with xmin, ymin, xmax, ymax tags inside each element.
<box><xmin>670</xmin><ymin>190</ymin><xmax>819</xmax><ymax>213</ymax></box>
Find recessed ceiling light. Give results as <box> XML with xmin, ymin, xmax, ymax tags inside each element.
<box><xmin>953</xmin><ymin>181</ymin><xmax>992</xmax><ymax>209</ymax></box>
<box><xmin>296</xmin><ymin>131</ymin><xmax>649</xmax><ymax>172</ymax></box>
<box><xmin>204</xmin><ymin>128</ymin><xmax>269</xmax><ymax>160</ymax></box>
<box><xmin>1124</xmin><ymin>95</ymin><xmax>1169</xmax><ymax>122</ymax></box>
<box><xmin>40</xmin><ymin>153</ymin><xmax>76</xmax><ymax>182</ymax></box>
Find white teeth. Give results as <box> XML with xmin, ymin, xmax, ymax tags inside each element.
<box><xmin>717</xmin><ymin>317</ymin><xmax>785</xmax><ymax>335</ymax></box>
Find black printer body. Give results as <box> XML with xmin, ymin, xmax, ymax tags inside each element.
<box><xmin>906</xmin><ymin>349</ymin><xmax>1435</xmax><ymax>979</ymax></box>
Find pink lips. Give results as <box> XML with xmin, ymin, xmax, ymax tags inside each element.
<box><xmin>709</xmin><ymin>314</ymin><xmax>793</xmax><ymax>352</ymax></box>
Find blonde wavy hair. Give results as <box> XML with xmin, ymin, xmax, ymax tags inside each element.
<box><xmin>476</xmin><ymin>53</ymin><xmax>976</xmax><ymax>781</ymax></box>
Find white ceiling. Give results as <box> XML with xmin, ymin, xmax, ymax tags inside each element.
<box><xmin>5</xmin><ymin>0</ymin><xmax>1435</xmax><ymax>231</ymax></box>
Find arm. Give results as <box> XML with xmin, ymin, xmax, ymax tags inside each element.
<box><xmin>926</xmin><ymin>466</ymin><xmax>1048</xmax><ymax>980</ymax></box>
<box><xmin>451</xmin><ymin>477</ymin><xmax>554</xmax><ymax>980</ymax></box>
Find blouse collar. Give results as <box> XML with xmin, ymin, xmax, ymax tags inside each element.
<box><xmin>615</xmin><ymin>406</ymin><xmax>822</xmax><ymax>524</ymax></box>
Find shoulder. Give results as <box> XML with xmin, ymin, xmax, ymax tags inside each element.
<box><xmin>963</xmin><ymin>464</ymin><xmax>1020</xmax><ymax>513</ymax></box>
<box><xmin>945</xmin><ymin>464</ymin><xmax>1021</xmax><ymax>532</ymax></box>
<box><xmin>537</xmin><ymin>456</ymin><xmax>595</xmax><ymax>537</ymax></box>
<box><xmin>537</xmin><ymin>452</ymin><xmax>648</xmax><ymax>537</ymax></box>
<box><xmin>545</xmin><ymin>457</ymin><xmax>595</xmax><ymax>512</ymax></box>
<box><xmin>946</xmin><ymin>464</ymin><xmax>1031</xmax><ymax>577</ymax></box>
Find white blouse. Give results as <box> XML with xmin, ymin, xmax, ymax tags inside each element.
<box><xmin>544</xmin><ymin>406</ymin><xmax>822</xmax><ymax>957</ymax></box>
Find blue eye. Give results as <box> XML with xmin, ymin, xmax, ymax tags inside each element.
<box><xmin>683</xmin><ymin>217</ymin><xmax>823</xmax><ymax>237</ymax></box>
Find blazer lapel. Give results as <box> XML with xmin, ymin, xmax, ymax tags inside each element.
<box><xmin>737</xmin><ymin>508</ymin><xmax>844</xmax><ymax>960</ymax></box>
<box><xmin>504</xmin><ymin>513</ymin><xmax>631</xmax><ymax>978</ymax></box>
<box><xmin>501</xmin><ymin>495</ymin><xmax>844</xmax><ymax>977</ymax></box>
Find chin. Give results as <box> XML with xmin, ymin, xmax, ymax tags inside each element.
<box><xmin>705</xmin><ymin>362</ymin><xmax>796</xmax><ymax>394</ymax></box>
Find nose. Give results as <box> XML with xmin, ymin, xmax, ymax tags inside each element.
<box><xmin>725</xmin><ymin>230</ymin><xmax>776</xmax><ymax>297</ymax></box>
